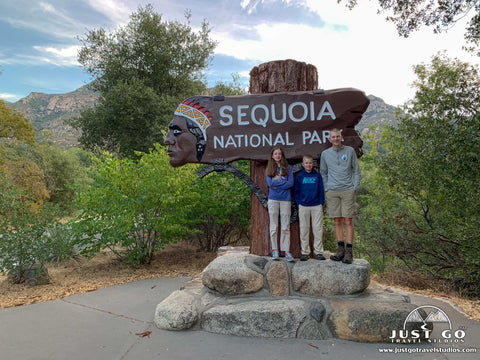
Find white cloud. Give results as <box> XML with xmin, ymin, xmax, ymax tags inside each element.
<box><xmin>2</xmin><ymin>0</ymin><xmax>479</xmax><ymax>105</ymax></box>
<box><xmin>0</xmin><ymin>93</ymin><xmax>21</xmax><ymax>101</ymax></box>
<box><xmin>212</xmin><ymin>0</ymin><xmax>480</xmax><ymax>106</ymax></box>
<box><xmin>86</xmin><ymin>0</ymin><xmax>132</xmax><ymax>25</ymax></box>
<box><xmin>2</xmin><ymin>1</ymin><xmax>86</xmax><ymax>39</ymax></box>
<box><xmin>2</xmin><ymin>45</ymin><xmax>81</xmax><ymax>67</ymax></box>
<box><xmin>32</xmin><ymin>45</ymin><xmax>80</xmax><ymax>66</ymax></box>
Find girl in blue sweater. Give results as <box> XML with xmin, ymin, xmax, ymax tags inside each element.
<box><xmin>266</xmin><ymin>147</ymin><xmax>294</xmax><ymax>261</ymax></box>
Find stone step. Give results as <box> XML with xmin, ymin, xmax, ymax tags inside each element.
<box><xmin>202</xmin><ymin>251</ymin><xmax>371</xmax><ymax>297</ymax></box>
<box><xmin>154</xmin><ymin>248</ymin><xmax>428</xmax><ymax>342</ymax></box>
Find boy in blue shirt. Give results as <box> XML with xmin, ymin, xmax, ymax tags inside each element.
<box><xmin>294</xmin><ymin>155</ymin><xmax>326</xmax><ymax>261</ymax></box>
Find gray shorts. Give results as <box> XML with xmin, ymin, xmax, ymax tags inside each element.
<box><xmin>325</xmin><ymin>188</ymin><xmax>357</xmax><ymax>218</ymax></box>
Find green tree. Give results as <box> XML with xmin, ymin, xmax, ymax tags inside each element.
<box><xmin>0</xmin><ymin>173</ymin><xmax>63</xmax><ymax>282</ymax></box>
<box><xmin>38</xmin><ymin>144</ymin><xmax>91</xmax><ymax>212</ymax></box>
<box><xmin>72</xmin><ymin>79</ymin><xmax>165</xmax><ymax>158</ymax></box>
<box><xmin>355</xmin><ymin>127</ymin><xmax>419</xmax><ymax>274</ymax></box>
<box><xmin>359</xmin><ymin>53</ymin><xmax>480</xmax><ymax>295</ymax></box>
<box><xmin>0</xmin><ymin>105</ymin><xmax>49</xmax><ymax>210</ymax></box>
<box><xmin>339</xmin><ymin>0</ymin><xmax>480</xmax><ymax>55</ymax></box>
<box><xmin>71</xmin><ymin>4</ymin><xmax>217</xmax><ymax>158</ymax></box>
<box><xmin>70</xmin><ymin>144</ymin><xmax>198</xmax><ymax>265</ymax></box>
<box><xmin>189</xmin><ymin>161</ymin><xmax>251</xmax><ymax>252</ymax></box>
<box><xmin>206</xmin><ymin>73</ymin><xmax>248</xmax><ymax>96</ymax></box>
<box><xmin>1</xmin><ymin>146</ymin><xmax>50</xmax><ymax>211</ymax></box>
<box><xmin>0</xmin><ymin>100</ymin><xmax>35</xmax><ymax>160</ymax></box>
<box><xmin>0</xmin><ymin>100</ymin><xmax>35</xmax><ymax>146</ymax></box>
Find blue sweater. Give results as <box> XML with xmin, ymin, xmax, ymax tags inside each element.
<box><xmin>294</xmin><ymin>168</ymin><xmax>325</xmax><ymax>206</ymax></box>
<box><xmin>266</xmin><ymin>165</ymin><xmax>294</xmax><ymax>201</ymax></box>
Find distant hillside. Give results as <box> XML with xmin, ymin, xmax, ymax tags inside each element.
<box><xmin>7</xmin><ymin>85</ymin><xmax>98</xmax><ymax>148</ymax></box>
<box><xmin>7</xmin><ymin>88</ymin><xmax>398</xmax><ymax>149</ymax></box>
<box><xmin>358</xmin><ymin>95</ymin><xmax>399</xmax><ymax>134</ymax></box>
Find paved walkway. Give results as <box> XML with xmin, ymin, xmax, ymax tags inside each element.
<box><xmin>0</xmin><ymin>277</ymin><xmax>478</xmax><ymax>360</ymax></box>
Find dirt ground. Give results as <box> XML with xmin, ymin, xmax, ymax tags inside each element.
<box><xmin>1</xmin><ymin>243</ymin><xmax>479</xmax><ymax>322</ymax></box>
<box><xmin>371</xmin><ymin>273</ymin><xmax>480</xmax><ymax>322</ymax></box>
<box><xmin>0</xmin><ymin>243</ymin><xmax>216</xmax><ymax>309</ymax></box>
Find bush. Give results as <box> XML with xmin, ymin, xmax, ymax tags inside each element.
<box><xmin>355</xmin><ymin>55</ymin><xmax>480</xmax><ymax>296</ymax></box>
<box><xmin>70</xmin><ymin>145</ymin><xmax>199</xmax><ymax>265</ymax></box>
<box><xmin>188</xmin><ymin>161</ymin><xmax>251</xmax><ymax>252</ymax></box>
<box><xmin>43</xmin><ymin>222</ymin><xmax>79</xmax><ymax>262</ymax></box>
<box><xmin>0</xmin><ymin>174</ymin><xmax>62</xmax><ymax>282</ymax></box>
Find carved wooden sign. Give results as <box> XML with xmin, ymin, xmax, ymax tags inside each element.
<box><xmin>164</xmin><ymin>88</ymin><xmax>369</xmax><ymax>167</ymax></box>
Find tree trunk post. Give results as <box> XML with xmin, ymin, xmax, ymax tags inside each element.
<box><xmin>249</xmin><ymin>59</ymin><xmax>318</xmax><ymax>257</ymax></box>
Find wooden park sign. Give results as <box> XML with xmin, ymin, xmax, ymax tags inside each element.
<box><xmin>164</xmin><ymin>58</ymin><xmax>369</xmax><ymax>258</ymax></box>
<box><xmin>163</xmin><ymin>88</ymin><xmax>369</xmax><ymax>167</ymax></box>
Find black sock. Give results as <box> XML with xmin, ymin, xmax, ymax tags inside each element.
<box><xmin>346</xmin><ymin>243</ymin><xmax>353</xmax><ymax>248</ymax></box>
<box><xmin>337</xmin><ymin>241</ymin><xmax>345</xmax><ymax>248</ymax></box>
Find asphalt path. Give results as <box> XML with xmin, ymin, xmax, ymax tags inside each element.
<box><xmin>0</xmin><ymin>277</ymin><xmax>478</xmax><ymax>360</ymax></box>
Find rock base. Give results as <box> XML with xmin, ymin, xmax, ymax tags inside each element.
<box><xmin>154</xmin><ymin>247</ymin><xmax>421</xmax><ymax>343</ymax></box>
<box><xmin>8</xmin><ymin>263</ymin><xmax>51</xmax><ymax>286</ymax></box>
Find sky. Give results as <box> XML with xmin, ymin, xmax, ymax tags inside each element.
<box><xmin>0</xmin><ymin>0</ymin><xmax>479</xmax><ymax>107</ymax></box>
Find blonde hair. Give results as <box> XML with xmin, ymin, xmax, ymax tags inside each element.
<box><xmin>329</xmin><ymin>128</ymin><xmax>342</xmax><ymax>136</ymax></box>
<box><xmin>302</xmin><ymin>154</ymin><xmax>313</xmax><ymax>162</ymax></box>
<box><xmin>266</xmin><ymin>147</ymin><xmax>289</xmax><ymax>177</ymax></box>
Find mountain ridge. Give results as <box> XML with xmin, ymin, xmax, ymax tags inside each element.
<box><xmin>5</xmin><ymin>87</ymin><xmax>398</xmax><ymax>149</ymax></box>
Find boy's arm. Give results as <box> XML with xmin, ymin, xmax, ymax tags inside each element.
<box><xmin>294</xmin><ymin>173</ymin><xmax>302</xmax><ymax>204</ymax></box>
<box><xmin>317</xmin><ymin>173</ymin><xmax>325</xmax><ymax>205</ymax></box>
<box><xmin>351</xmin><ymin>149</ymin><xmax>361</xmax><ymax>190</ymax></box>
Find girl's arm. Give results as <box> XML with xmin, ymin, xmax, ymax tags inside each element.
<box><xmin>274</xmin><ymin>167</ymin><xmax>294</xmax><ymax>189</ymax></box>
<box><xmin>266</xmin><ymin>175</ymin><xmax>274</xmax><ymax>188</ymax></box>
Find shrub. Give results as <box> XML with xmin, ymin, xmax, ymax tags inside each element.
<box><xmin>70</xmin><ymin>145</ymin><xmax>198</xmax><ymax>265</ymax></box>
<box><xmin>0</xmin><ymin>174</ymin><xmax>61</xmax><ymax>282</ymax></box>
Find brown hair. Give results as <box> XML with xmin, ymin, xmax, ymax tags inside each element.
<box><xmin>266</xmin><ymin>147</ymin><xmax>289</xmax><ymax>177</ymax></box>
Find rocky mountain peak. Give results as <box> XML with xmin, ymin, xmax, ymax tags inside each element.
<box><xmin>6</xmin><ymin>87</ymin><xmax>397</xmax><ymax>149</ymax></box>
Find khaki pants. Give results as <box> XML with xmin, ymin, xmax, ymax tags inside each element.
<box><xmin>268</xmin><ymin>199</ymin><xmax>291</xmax><ymax>252</ymax></box>
<box><xmin>299</xmin><ymin>204</ymin><xmax>324</xmax><ymax>255</ymax></box>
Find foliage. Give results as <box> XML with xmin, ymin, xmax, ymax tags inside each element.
<box><xmin>72</xmin><ymin>78</ymin><xmax>165</xmax><ymax>158</ymax></box>
<box><xmin>0</xmin><ymin>100</ymin><xmax>36</xmax><ymax>146</ymax></box>
<box><xmin>356</xmin><ymin>54</ymin><xmax>480</xmax><ymax>296</ymax></box>
<box><xmin>0</xmin><ymin>173</ymin><xmax>63</xmax><ymax>281</ymax></box>
<box><xmin>1</xmin><ymin>143</ymin><xmax>50</xmax><ymax>212</ymax></box>
<box><xmin>70</xmin><ymin>144</ymin><xmax>199</xmax><ymax>265</ymax></box>
<box><xmin>37</xmin><ymin>144</ymin><xmax>91</xmax><ymax>212</ymax></box>
<box><xmin>355</xmin><ymin>129</ymin><xmax>418</xmax><ymax>273</ymax></box>
<box><xmin>72</xmin><ymin>4</ymin><xmax>217</xmax><ymax>158</ymax></box>
<box><xmin>43</xmin><ymin>222</ymin><xmax>79</xmax><ymax>263</ymax></box>
<box><xmin>189</xmin><ymin>161</ymin><xmax>251</xmax><ymax>252</ymax></box>
<box><xmin>0</xmin><ymin>100</ymin><xmax>36</xmax><ymax>161</ymax></box>
<box><xmin>1</xmin><ymin>101</ymin><xmax>50</xmax><ymax>211</ymax></box>
<box><xmin>205</xmin><ymin>73</ymin><xmax>248</xmax><ymax>96</ymax></box>
<box><xmin>2</xmin><ymin>139</ymin><xmax>91</xmax><ymax>213</ymax></box>
<box><xmin>339</xmin><ymin>0</ymin><xmax>480</xmax><ymax>55</ymax></box>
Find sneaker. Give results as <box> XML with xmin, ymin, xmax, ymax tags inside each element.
<box><xmin>285</xmin><ymin>252</ymin><xmax>295</xmax><ymax>262</ymax></box>
<box><xmin>300</xmin><ymin>255</ymin><xmax>309</xmax><ymax>261</ymax></box>
<box><xmin>272</xmin><ymin>250</ymin><xmax>279</xmax><ymax>261</ymax></box>
<box><xmin>315</xmin><ymin>253</ymin><xmax>326</xmax><ymax>260</ymax></box>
